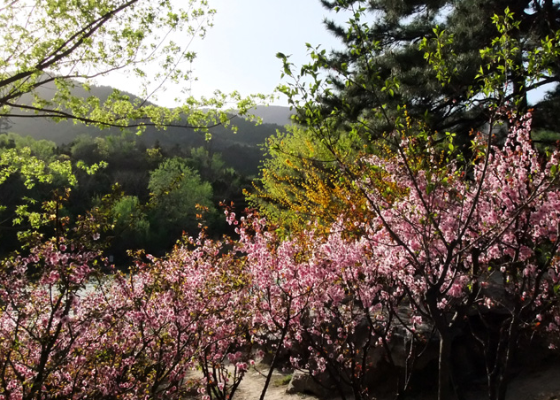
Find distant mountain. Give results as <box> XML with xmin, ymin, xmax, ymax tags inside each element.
<box><xmin>6</xmin><ymin>81</ymin><xmax>148</xmax><ymax>144</ymax></box>
<box><xmin>246</xmin><ymin>105</ymin><xmax>294</xmax><ymax>126</ymax></box>
<box><xmin>4</xmin><ymin>82</ymin><xmax>286</xmax><ymax>175</ymax></box>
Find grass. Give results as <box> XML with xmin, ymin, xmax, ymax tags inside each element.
<box><xmin>273</xmin><ymin>374</ymin><xmax>293</xmax><ymax>387</ymax></box>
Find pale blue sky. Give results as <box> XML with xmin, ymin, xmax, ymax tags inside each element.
<box><xmin>188</xmin><ymin>0</ymin><xmax>352</xmax><ymax>103</ymax></box>
<box><xmin>102</xmin><ymin>0</ymin><xmax>347</xmax><ymax>107</ymax></box>
<box><xmin>186</xmin><ymin>0</ymin><xmax>349</xmax><ymax>105</ymax></box>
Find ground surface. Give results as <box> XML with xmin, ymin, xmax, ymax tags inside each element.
<box><xmin>230</xmin><ymin>367</ymin><xmax>313</xmax><ymax>400</ymax></box>
<box><xmin>231</xmin><ymin>362</ymin><xmax>560</xmax><ymax>400</ymax></box>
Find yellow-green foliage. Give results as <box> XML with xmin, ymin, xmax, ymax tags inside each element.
<box><xmin>246</xmin><ymin>108</ymin><xmax>439</xmax><ymax>236</ymax></box>
<box><xmin>246</xmin><ymin>125</ymin><xmax>369</xmax><ymax>235</ymax></box>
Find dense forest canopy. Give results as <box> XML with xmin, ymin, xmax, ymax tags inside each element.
<box><xmin>0</xmin><ymin>128</ymin><xmax>278</xmax><ymax>261</ymax></box>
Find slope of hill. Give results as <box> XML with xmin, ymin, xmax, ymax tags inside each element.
<box><xmin>246</xmin><ymin>105</ymin><xmax>294</xmax><ymax>126</ymax></box>
<box><xmin>4</xmin><ymin>82</ymin><xmax>290</xmax><ymax>175</ymax></box>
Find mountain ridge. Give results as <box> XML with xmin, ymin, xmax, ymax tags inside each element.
<box><xmin>2</xmin><ymin>83</ymin><xmax>292</xmax><ymax>175</ymax></box>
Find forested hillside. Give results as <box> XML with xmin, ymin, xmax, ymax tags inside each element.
<box><xmin>4</xmin><ymin>82</ymin><xmax>289</xmax><ymax>175</ymax></box>
<box><xmin>0</xmin><ymin>131</ymin><xmax>259</xmax><ymax>262</ymax></box>
<box><xmin>1</xmin><ymin>81</ymin><xmax>290</xmax><ymax>261</ymax></box>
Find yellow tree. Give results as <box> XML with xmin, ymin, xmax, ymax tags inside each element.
<box><xmin>247</xmin><ymin>107</ymin><xmax>433</xmax><ymax>236</ymax></box>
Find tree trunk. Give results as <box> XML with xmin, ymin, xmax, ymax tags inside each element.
<box><xmin>438</xmin><ymin>332</ymin><xmax>453</xmax><ymax>400</ymax></box>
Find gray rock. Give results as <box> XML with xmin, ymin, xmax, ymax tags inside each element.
<box><xmin>286</xmin><ymin>370</ymin><xmax>333</xmax><ymax>398</ymax></box>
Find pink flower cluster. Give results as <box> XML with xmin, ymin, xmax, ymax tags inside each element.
<box><xmin>0</xmin><ymin>237</ymin><xmax>252</xmax><ymax>400</ymax></box>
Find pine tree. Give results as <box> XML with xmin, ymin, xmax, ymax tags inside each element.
<box><xmin>305</xmin><ymin>0</ymin><xmax>560</xmax><ymax>143</ymax></box>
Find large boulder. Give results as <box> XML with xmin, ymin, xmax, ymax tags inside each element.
<box><xmin>286</xmin><ymin>370</ymin><xmax>334</xmax><ymax>398</ymax></box>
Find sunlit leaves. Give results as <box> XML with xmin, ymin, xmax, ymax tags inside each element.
<box><xmin>0</xmin><ymin>0</ymin><xmax>270</xmax><ymax>135</ymax></box>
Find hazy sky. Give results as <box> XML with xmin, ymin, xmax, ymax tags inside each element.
<box><xmin>187</xmin><ymin>0</ymin><xmax>347</xmax><ymax>103</ymax></box>
<box><xmin>101</xmin><ymin>0</ymin><xmax>347</xmax><ymax>107</ymax></box>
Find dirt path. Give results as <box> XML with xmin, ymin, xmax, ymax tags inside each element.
<box><xmin>185</xmin><ymin>365</ymin><xmax>318</xmax><ymax>400</ymax></box>
<box><xmin>232</xmin><ymin>367</ymin><xmax>314</xmax><ymax>400</ymax></box>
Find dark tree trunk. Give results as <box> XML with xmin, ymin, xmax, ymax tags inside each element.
<box><xmin>438</xmin><ymin>332</ymin><xmax>454</xmax><ymax>400</ymax></box>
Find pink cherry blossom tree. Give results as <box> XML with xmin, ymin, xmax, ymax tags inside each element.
<box><xmin>0</xmin><ymin>226</ymin><xmax>254</xmax><ymax>400</ymax></box>
<box><xmin>339</xmin><ymin>109</ymin><xmax>560</xmax><ymax>400</ymax></box>
<box><xmin>233</xmin><ymin>109</ymin><xmax>560</xmax><ymax>400</ymax></box>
